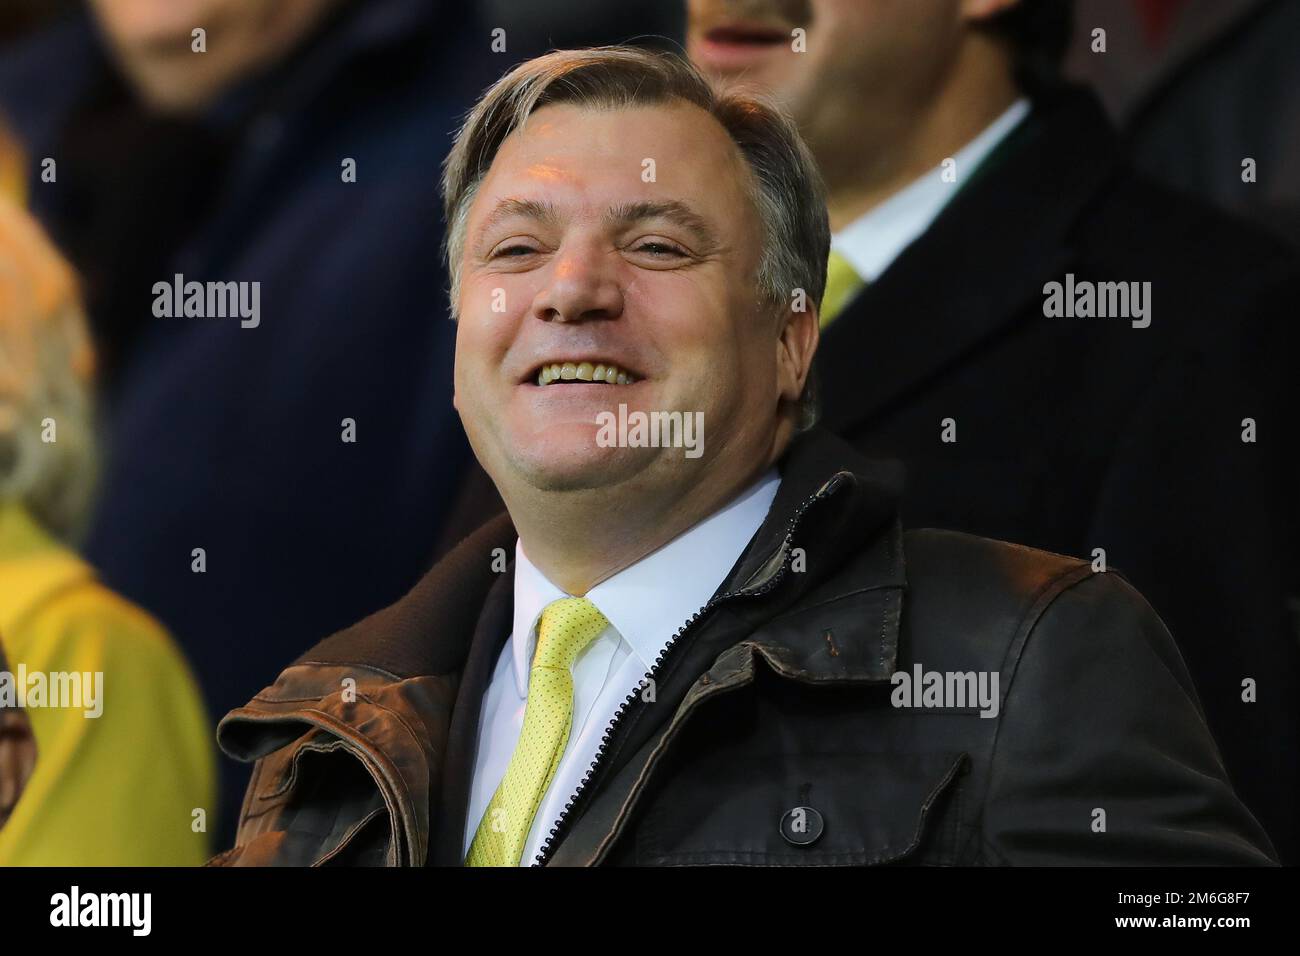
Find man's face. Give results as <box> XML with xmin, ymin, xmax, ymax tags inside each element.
<box><xmin>90</xmin><ymin>0</ymin><xmax>261</xmax><ymax>44</ymax></box>
<box><xmin>687</xmin><ymin>0</ymin><xmax>963</xmax><ymax>135</ymax></box>
<box><xmin>88</xmin><ymin>0</ymin><xmax>337</xmax><ymax>111</ymax></box>
<box><xmin>454</xmin><ymin>101</ymin><xmax>798</xmax><ymax>505</ymax></box>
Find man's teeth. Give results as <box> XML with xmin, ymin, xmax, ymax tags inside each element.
<box><xmin>537</xmin><ymin>361</ymin><xmax>637</xmax><ymax>386</ymax></box>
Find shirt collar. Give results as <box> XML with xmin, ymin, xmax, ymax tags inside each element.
<box><xmin>510</xmin><ymin>468</ymin><xmax>782</xmax><ymax>696</ymax></box>
<box><xmin>832</xmin><ymin>97</ymin><xmax>1031</xmax><ymax>283</ymax></box>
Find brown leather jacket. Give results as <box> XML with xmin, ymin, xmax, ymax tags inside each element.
<box><xmin>210</xmin><ymin>428</ymin><xmax>1278</xmax><ymax>866</ymax></box>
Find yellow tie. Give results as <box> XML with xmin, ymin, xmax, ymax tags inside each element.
<box><xmin>820</xmin><ymin>250</ymin><xmax>866</xmax><ymax>329</ymax></box>
<box><xmin>465</xmin><ymin>596</ymin><xmax>609</xmax><ymax>866</ymax></box>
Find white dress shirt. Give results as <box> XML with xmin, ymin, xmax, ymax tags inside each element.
<box><xmin>462</xmin><ymin>467</ymin><xmax>782</xmax><ymax>864</ymax></box>
<box><xmin>832</xmin><ymin>97</ymin><xmax>1031</xmax><ymax>282</ymax></box>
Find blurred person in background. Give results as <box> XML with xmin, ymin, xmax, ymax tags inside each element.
<box><xmin>688</xmin><ymin>0</ymin><xmax>1300</xmax><ymax>860</ymax></box>
<box><xmin>1066</xmin><ymin>0</ymin><xmax>1300</xmax><ymax>248</ymax></box>
<box><xmin>0</xmin><ymin>0</ymin><xmax>495</xmax><ymax>844</ymax></box>
<box><xmin>0</xmin><ymin>124</ymin><xmax>38</xmax><ymax>837</ymax></box>
<box><xmin>0</xmin><ymin>192</ymin><xmax>213</xmax><ymax>865</ymax></box>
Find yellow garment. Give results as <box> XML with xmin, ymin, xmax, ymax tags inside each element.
<box><xmin>466</xmin><ymin>596</ymin><xmax>609</xmax><ymax>866</ymax></box>
<box><xmin>820</xmin><ymin>249</ymin><xmax>866</xmax><ymax>329</ymax></box>
<box><xmin>0</xmin><ymin>504</ymin><xmax>215</xmax><ymax>865</ymax></box>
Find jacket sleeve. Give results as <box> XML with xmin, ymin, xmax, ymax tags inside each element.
<box><xmin>207</xmin><ymin>698</ymin><xmax>403</xmax><ymax>867</ymax></box>
<box><xmin>980</xmin><ymin>567</ymin><xmax>1279</xmax><ymax>865</ymax></box>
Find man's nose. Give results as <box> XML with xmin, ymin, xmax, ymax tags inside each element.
<box><xmin>531</xmin><ymin>244</ymin><xmax>624</xmax><ymax>323</ymax></box>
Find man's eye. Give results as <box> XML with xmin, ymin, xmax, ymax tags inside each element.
<box><xmin>631</xmin><ymin>240</ymin><xmax>688</xmax><ymax>257</ymax></box>
<box><xmin>493</xmin><ymin>244</ymin><xmax>538</xmax><ymax>258</ymax></box>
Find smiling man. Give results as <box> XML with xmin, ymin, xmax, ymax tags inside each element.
<box><xmin>211</xmin><ymin>47</ymin><xmax>1275</xmax><ymax>867</ymax></box>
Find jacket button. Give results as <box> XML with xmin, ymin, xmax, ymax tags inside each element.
<box><xmin>779</xmin><ymin>806</ymin><xmax>824</xmax><ymax>846</ymax></box>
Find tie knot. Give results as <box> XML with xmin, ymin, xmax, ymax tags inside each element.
<box><xmin>533</xmin><ymin>597</ymin><xmax>609</xmax><ymax>671</ymax></box>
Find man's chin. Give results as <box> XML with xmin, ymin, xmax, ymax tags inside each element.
<box><xmin>509</xmin><ymin>438</ymin><xmax>655</xmax><ymax>494</ymax></box>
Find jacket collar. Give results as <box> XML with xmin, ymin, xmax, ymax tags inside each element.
<box><xmin>817</xmin><ymin>84</ymin><xmax>1125</xmax><ymax>437</ymax></box>
<box><xmin>508</xmin><ymin>468</ymin><xmax>781</xmax><ymax>697</ymax></box>
<box><xmin>218</xmin><ymin>428</ymin><xmax>907</xmax><ymax>865</ymax></box>
<box><xmin>278</xmin><ymin>425</ymin><xmax>905</xmax><ymax>690</ymax></box>
<box><xmin>533</xmin><ymin>429</ymin><xmax>905</xmax><ymax>866</ymax></box>
<box><xmin>439</xmin><ymin>427</ymin><xmax>906</xmax><ymax>866</ymax></box>
<box><xmin>722</xmin><ymin>428</ymin><xmax>903</xmax><ymax>620</ymax></box>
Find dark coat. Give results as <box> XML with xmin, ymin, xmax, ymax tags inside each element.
<box><xmin>210</xmin><ymin>428</ymin><xmax>1275</xmax><ymax>866</ymax></box>
<box><xmin>816</xmin><ymin>84</ymin><xmax>1300</xmax><ymax>861</ymax></box>
<box><xmin>0</xmin><ymin>0</ymin><xmax>493</xmax><ymax>840</ymax></box>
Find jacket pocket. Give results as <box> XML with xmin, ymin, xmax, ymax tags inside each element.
<box><xmin>634</xmin><ymin>750</ymin><xmax>969</xmax><ymax>866</ymax></box>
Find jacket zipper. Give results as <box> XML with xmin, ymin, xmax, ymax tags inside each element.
<box><xmin>530</xmin><ymin>471</ymin><xmax>850</xmax><ymax>866</ymax></box>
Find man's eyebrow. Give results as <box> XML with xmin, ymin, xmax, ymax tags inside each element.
<box><xmin>605</xmin><ymin>200</ymin><xmax>720</xmax><ymax>250</ymax></box>
<box><xmin>478</xmin><ymin>197</ymin><xmax>560</xmax><ymax>235</ymax></box>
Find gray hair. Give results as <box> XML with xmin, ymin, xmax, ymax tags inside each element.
<box><xmin>0</xmin><ymin>196</ymin><xmax>97</xmax><ymax>541</ymax></box>
<box><xmin>440</xmin><ymin>46</ymin><xmax>829</xmax><ymax>430</ymax></box>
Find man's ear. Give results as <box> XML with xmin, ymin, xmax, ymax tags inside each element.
<box><xmin>775</xmin><ymin>299</ymin><xmax>819</xmax><ymax>405</ymax></box>
<box><xmin>961</xmin><ymin>0</ymin><xmax>1020</xmax><ymax>23</ymax></box>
